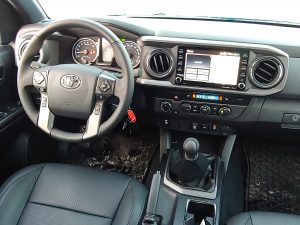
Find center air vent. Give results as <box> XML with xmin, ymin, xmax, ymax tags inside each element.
<box><xmin>146</xmin><ymin>49</ymin><xmax>174</xmax><ymax>79</ymax></box>
<box><xmin>250</xmin><ymin>56</ymin><xmax>284</xmax><ymax>89</ymax></box>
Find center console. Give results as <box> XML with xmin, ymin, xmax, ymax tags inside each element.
<box><xmin>135</xmin><ymin>36</ymin><xmax>289</xmax><ymax>225</ymax></box>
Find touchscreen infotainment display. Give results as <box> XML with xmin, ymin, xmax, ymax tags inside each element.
<box><xmin>184</xmin><ymin>49</ymin><xmax>241</xmax><ymax>86</ymax></box>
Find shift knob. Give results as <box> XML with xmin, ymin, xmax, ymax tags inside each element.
<box><xmin>183</xmin><ymin>138</ymin><xmax>200</xmax><ymax>161</ymax></box>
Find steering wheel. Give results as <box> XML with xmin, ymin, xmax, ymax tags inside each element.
<box><xmin>17</xmin><ymin>18</ymin><xmax>134</xmax><ymax>142</ymax></box>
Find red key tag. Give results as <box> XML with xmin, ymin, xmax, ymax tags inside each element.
<box><xmin>127</xmin><ymin>109</ymin><xmax>136</xmax><ymax>123</ymax></box>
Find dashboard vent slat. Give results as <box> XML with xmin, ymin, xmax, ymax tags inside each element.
<box><xmin>146</xmin><ymin>49</ymin><xmax>174</xmax><ymax>79</ymax></box>
<box><xmin>250</xmin><ymin>57</ymin><xmax>284</xmax><ymax>89</ymax></box>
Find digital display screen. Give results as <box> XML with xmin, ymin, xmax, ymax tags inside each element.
<box><xmin>193</xmin><ymin>93</ymin><xmax>222</xmax><ymax>101</ymax></box>
<box><xmin>184</xmin><ymin>49</ymin><xmax>241</xmax><ymax>86</ymax></box>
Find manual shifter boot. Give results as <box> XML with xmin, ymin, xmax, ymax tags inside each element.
<box><xmin>177</xmin><ymin>153</ymin><xmax>211</xmax><ymax>186</ymax></box>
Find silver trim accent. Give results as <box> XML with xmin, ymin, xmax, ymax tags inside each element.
<box><xmin>38</xmin><ymin>92</ymin><xmax>54</xmax><ymax>134</ymax></box>
<box><xmin>237</xmin><ymin>82</ymin><xmax>246</xmax><ymax>90</ymax></box>
<box><xmin>185</xmin><ymin>152</ymin><xmax>199</xmax><ymax>161</ymax></box>
<box><xmin>138</xmin><ymin>36</ymin><xmax>289</xmax><ymax>56</ymax></box>
<box><xmin>163</xmin><ymin>153</ymin><xmax>218</xmax><ymax>199</ymax></box>
<box><xmin>175</xmin><ymin>76</ymin><xmax>183</xmax><ymax>84</ymax></box>
<box><xmin>249</xmin><ymin>56</ymin><xmax>284</xmax><ymax>89</ymax></box>
<box><xmin>136</xmin><ymin>78</ymin><xmax>278</xmax><ymax>96</ymax></box>
<box><xmin>145</xmin><ymin>48</ymin><xmax>175</xmax><ymax>79</ymax></box>
<box><xmin>123</xmin><ymin>41</ymin><xmax>141</xmax><ymax>69</ymax></box>
<box><xmin>83</xmin><ymin>101</ymin><xmax>103</xmax><ymax>140</ymax></box>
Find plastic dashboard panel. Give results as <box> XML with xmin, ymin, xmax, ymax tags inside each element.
<box><xmin>14</xmin><ymin>18</ymin><xmax>300</xmax><ymax>136</ymax></box>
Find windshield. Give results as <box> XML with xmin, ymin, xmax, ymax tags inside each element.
<box><xmin>38</xmin><ymin>0</ymin><xmax>300</xmax><ymax>25</ymax></box>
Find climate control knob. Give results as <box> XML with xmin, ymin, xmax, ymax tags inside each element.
<box><xmin>200</xmin><ymin>105</ymin><xmax>211</xmax><ymax>115</ymax></box>
<box><xmin>160</xmin><ymin>101</ymin><xmax>172</xmax><ymax>112</ymax></box>
<box><xmin>219</xmin><ymin>107</ymin><xmax>231</xmax><ymax>117</ymax></box>
<box><xmin>180</xmin><ymin>103</ymin><xmax>192</xmax><ymax>113</ymax></box>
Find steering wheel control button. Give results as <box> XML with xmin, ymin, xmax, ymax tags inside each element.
<box><xmin>99</xmin><ymin>81</ymin><xmax>111</xmax><ymax>92</ymax></box>
<box><xmin>180</xmin><ymin>103</ymin><xmax>192</xmax><ymax>113</ymax></box>
<box><xmin>160</xmin><ymin>101</ymin><xmax>172</xmax><ymax>112</ymax></box>
<box><xmin>33</xmin><ymin>71</ymin><xmax>48</xmax><ymax>89</ymax></box>
<box><xmin>200</xmin><ymin>105</ymin><xmax>211</xmax><ymax>115</ymax></box>
<box><xmin>33</xmin><ymin>72</ymin><xmax>45</xmax><ymax>84</ymax></box>
<box><xmin>219</xmin><ymin>107</ymin><xmax>231</xmax><ymax>117</ymax></box>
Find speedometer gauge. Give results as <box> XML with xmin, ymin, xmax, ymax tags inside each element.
<box><xmin>72</xmin><ymin>38</ymin><xmax>99</xmax><ymax>64</ymax></box>
<box><xmin>123</xmin><ymin>41</ymin><xmax>141</xmax><ymax>68</ymax></box>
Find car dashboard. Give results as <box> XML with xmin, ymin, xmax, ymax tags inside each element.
<box><xmin>13</xmin><ymin>17</ymin><xmax>300</xmax><ymax>138</ymax></box>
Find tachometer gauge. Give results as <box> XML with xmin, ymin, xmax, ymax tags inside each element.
<box><xmin>72</xmin><ymin>38</ymin><xmax>99</xmax><ymax>64</ymax></box>
<box><xmin>123</xmin><ymin>41</ymin><xmax>141</xmax><ymax>68</ymax></box>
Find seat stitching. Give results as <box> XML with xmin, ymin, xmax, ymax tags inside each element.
<box><xmin>248</xmin><ymin>212</ymin><xmax>254</xmax><ymax>225</ymax></box>
<box><xmin>126</xmin><ymin>181</ymin><xmax>135</xmax><ymax>225</ymax></box>
<box><xmin>244</xmin><ymin>216</ymin><xmax>251</xmax><ymax>225</ymax></box>
<box><xmin>16</xmin><ymin>165</ymin><xmax>46</xmax><ymax>225</ymax></box>
<box><xmin>0</xmin><ymin>165</ymin><xmax>44</xmax><ymax>203</ymax></box>
<box><xmin>27</xmin><ymin>201</ymin><xmax>113</xmax><ymax>220</ymax></box>
<box><xmin>112</xmin><ymin>177</ymin><xmax>133</xmax><ymax>220</ymax></box>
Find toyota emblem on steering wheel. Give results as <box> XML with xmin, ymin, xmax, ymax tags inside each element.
<box><xmin>60</xmin><ymin>74</ymin><xmax>81</xmax><ymax>89</ymax></box>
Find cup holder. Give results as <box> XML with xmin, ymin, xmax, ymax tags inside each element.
<box><xmin>184</xmin><ymin>201</ymin><xmax>215</xmax><ymax>225</ymax></box>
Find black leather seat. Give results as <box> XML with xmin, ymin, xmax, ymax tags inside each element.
<box><xmin>0</xmin><ymin>163</ymin><xmax>148</xmax><ymax>225</ymax></box>
<box><xmin>227</xmin><ymin>211</ymin><xmax>300</xmax><ymax>225</ymax></box>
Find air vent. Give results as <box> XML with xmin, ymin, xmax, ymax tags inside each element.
<box><xmin>250</xmin><ymin>57</ymin><xmax>284</xmax><ymax>89</ymax></box>
<box><xmin>146</xmin><ymin>49</ymin><xmax>174</xmax><ymax>79</ymax></box>
<box><xmin>18</xmin><ymin>40</ymin><xmax>42</xmax><ymax>62</ymax></box>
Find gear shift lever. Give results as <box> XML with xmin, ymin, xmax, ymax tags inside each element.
<box><xmin>183</xmin><ymin>138</ymin><xmax>200</xmax><ymax>161</ymax></box>
<box><xmin>169</xmin><ymin>137</ymin><xmax>212</xmax><ymax>188</ymax></box>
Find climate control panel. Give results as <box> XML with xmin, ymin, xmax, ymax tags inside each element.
<box><xmin>159</xmin><ymin>101</ymin><xmax>236</xmax><ymax>118</ymax></box>
<box><xmin>154</xmin><ymin>97</ymin><xmax>247</xmax><ymax>120</ymax></box>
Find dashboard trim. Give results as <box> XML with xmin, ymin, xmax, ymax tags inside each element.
<box><xmin>137</xmin><ymin>78</ymin><xmax>281</xmax><ymax>96</ymax></box>
<box><xmin>138</xmin><ymin>36</ymin><xmax>289</xmax><ymax>56</ymax></box>
<box><xmin>138</xmin><ymin>36</ymin><xmax>290</xmax><ymax>96</ymax></box>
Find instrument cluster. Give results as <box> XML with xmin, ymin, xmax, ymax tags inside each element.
<box><xmin>72</xmin><ymin>37</ymin><xmax>141</xmax><ymax>69</ymax></box>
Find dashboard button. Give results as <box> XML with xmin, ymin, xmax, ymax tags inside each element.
<box><xmin>172</xmin><ymin>109</ymin><xmax>180</xmax><ymax>116</ymax></box>
<box><xmin>200</xmin><ymin>105</ymin><xmax>211</xmax><ymax>115</ymax></box>
<box><xmin>219</xmin><ymin>107</ymin><xmax>231</xmax><ymax>117</ymax></box>
<box><xmin>160</xmin><ymin>101</ymin><xmax>172</xmax><ymax>112</ymax></box>
<box><xmin>238</xmin><ymin>82</ymin><xmax>246</xmax><ymax>90</ymax></box>
<box><xmin>211</xmin><ymin>106</ymin><xmax>220</xmax><ymax>115</ymax></box>
<box><xmin>175</xmin><ymin>77</ymin><xmax>183</xmax><ymax>84</ymax></box>
<box><xmin>180</xmin><ymin>103</ymin><xmax>192</xmax><ymax>113</ymax></box>
<box><xmin>201</xmin><ymin>123</ymin><xmax>209</xmax><ymax>131</ymax></box>
<box><xmin>192</xmin><ymin>122</ymin><xmax>199</xmax><ymax>130</ymax></box>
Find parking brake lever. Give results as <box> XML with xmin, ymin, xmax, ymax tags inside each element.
<box><xmin>142</xmin><ymin>171</ymin><xmax>162</xmax><ymax>225</ymax></box>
